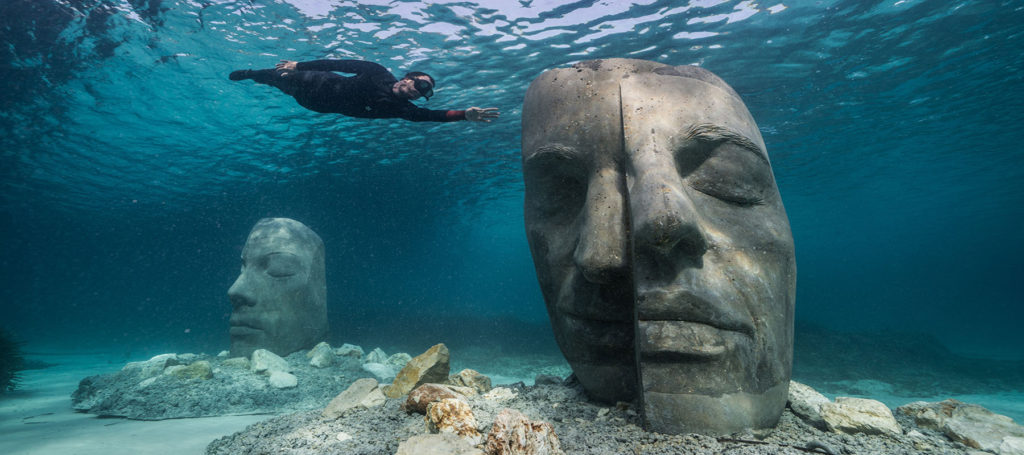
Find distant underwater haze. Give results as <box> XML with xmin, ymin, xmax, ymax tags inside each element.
<box><xmin>1</xmin><ymin>0</ymin><xmax>1022</xmax><ymax>361</ymax></box>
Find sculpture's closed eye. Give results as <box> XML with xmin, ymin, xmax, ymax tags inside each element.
<box><xmin>684</xmin><ymin>142</ymin><xmax>772</xmax><ymax>206</ymax></box>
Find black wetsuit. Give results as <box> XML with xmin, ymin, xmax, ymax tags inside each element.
<box><xmin>234</xmin><ymin>59</ymin><xmax>466</xmax><ymax>122</ymax></box>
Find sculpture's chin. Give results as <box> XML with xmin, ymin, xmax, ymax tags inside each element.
<box><xmin>640</xmin><ymin>381</ymin><xmax>789</xmax><ymax>435</ymax></box>
<box><xmin>550</xmin><ymin>312</ymin><xmax>637</xmax><ymax>403</ymax></box>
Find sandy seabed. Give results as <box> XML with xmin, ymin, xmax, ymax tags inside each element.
<box><xmin>1</xmin><ymin>349</ymin><xmax>1022</xmax><ymax>455</ymax></box>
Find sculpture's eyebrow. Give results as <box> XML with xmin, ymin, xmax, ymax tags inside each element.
<box><xmin>523</xmin><ymin>144</ymin><xmax>585</xmax><ymax>169</ymax></box>
<box><xmin>686</xmin><ymin>124</ymin><xmax>768</xmax><ymax>164</ymax></box>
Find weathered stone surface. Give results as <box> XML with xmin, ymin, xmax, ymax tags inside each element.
<box><xmin>405</xmin><ymin>383</ymin><xmax>469</xmax><ymax>414</ymax></box>
<box><xmin>335</xmin><ymin>343</ymin><xmax>364</xmax><ymax>359</ymax></box>
<box><xmin>167</xmin><ymin>360</ymin><xmax>213</xmax><ymax>380</ymax></box>
<box><xmin>897</xmin><ymin>399</ymin><xmax>1024</xmax><ymax>453</ymax></box>
<box><xmin>1002</xmin><ymin>436</ymin><xmax>1024</xmax><ymax>455</ymax></box>
<box><xmin>221</xmin><ymin>357</ymin><xmax>251</xmax><ymax>369</ymax></box>
<box><xmin>449</xmin><ymin>368</ymin><xmax>492</xmax><ymax>394</ymax></box>
<box><xmin>533</xmin><ymin>374</ymin><xmax>561</xmax><ymax>386</ymax></box>
<box><xmin>251</xmin><ymin>349</ymin><xmax>291</xmax><ymax>375</ymax></box>
<box><xmin>268</xmin><ymin>371</ymin><xmax>298</xmax><ymax>389</ymax></box>
<box><xmin>485</xmin><ymin>408</ymin><xmax>565</xmax><ymax>455</ymax></box>
<box><xmin>384</xmin><ymin>343</ymin><xmax>450</xmax><ymax>398</ymax></box>
<box><xmin>787</xmin><ymin>381</ymin><xmax>829</xmax><ymax>430</ymax></box>
<box><xmin>821</xmin><ymin>397</ymin><xmax>901</xmax><ymax>435</ymax></box>
<box><xmin>322</xmin><ymin>378</ymin><xmax>386</xmax><ymax>419</ymax></box>
<box><xmin>307</xmin><ymin>342</ymin><xmax>335</xmax><ymax>368</ymax></box>
<box><xmin>395</xmin><ymin>433</ymin><xmax>485</xmax><ymax>455</ymax></box>
<box><xmin>426</xmin><ymin>397</ymin><xmax>481</xmax><ymax>444</ymax></box>
<box><xmin>389</xmin><ymin>352</ymin><xmax>413</xmax><ymax>369</ymax></box>
<box><xmin>122</xmin><ymin>354</ymin><xmax>180</xmax><ymax>379</ymax></box>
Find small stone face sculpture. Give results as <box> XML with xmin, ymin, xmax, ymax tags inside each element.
<box><xmin>522</xmin><ymin>59</ymin><xmax>796</xmax><ymax>435</ymax></box>
<box><xmin>228</xmin><ymin>218</ymin><xmax>328</xmax><ymax>358</ymax></box>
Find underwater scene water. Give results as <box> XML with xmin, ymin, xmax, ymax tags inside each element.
<box><xmin>1</xmin><ymin>0</ymin><xmax>1023</xmax><ymax>452</ymax></box>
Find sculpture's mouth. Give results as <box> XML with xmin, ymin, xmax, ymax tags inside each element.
<box><xmin>636</xmin><ymin>287</ymin><xmax>753</xmax><ymax>337</ymax></box>
<box><xmin>229</xmin><ymin>316</ymin><xmax>264</xmax><ymax>335</ymax></box>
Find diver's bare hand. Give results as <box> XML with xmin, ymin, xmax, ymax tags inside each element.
<box><xmin>466</xmin><ymin>107</ymin><xmax>500</xmax><ymax>123</ymax></box>
<box><xmin>276</xmin><ymin>60</ymin><xmax>298</xmax><ymax>71</ymax></box>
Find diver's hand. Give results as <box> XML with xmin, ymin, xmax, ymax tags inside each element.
<box><xmin>276</xmin><ymin>60</ymin><xmax>298</xmax><ymax>71</ymax></box>
<box><xmin>465</xmin><ymin>107</ymin><xmax>500</xmax><ymax>123</ymax></box>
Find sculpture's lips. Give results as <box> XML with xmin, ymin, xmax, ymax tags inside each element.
<box><xmin>636</xmin><ymin>288</ymin><xmax>753</xmax><ymax>337</ymax></box>
<box><xmin>229</xmin><ymin>316</ymin><xmax>264</xmax><ymax>334</ymax></box>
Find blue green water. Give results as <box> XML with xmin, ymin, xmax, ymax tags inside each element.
<box><xmin>2</xmin><ymin>0</ymin><xmax>1022</xmax><ymax>379</ymax></box>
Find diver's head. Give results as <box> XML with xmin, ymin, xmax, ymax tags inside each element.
<box><xmin>395</xmin><ymin>72</ymin><xmax>435</xmax><ymax>100</ymax></box>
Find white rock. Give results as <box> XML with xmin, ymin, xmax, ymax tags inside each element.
<box><xmin>137</xmin><ymin>377</ymin><xmax>157</xmax><ymax>389</ymax></box>
<box><xmin>123</xmin><ymin>353</ymin><xmax>179</xmax><ymax>379</ymax></box>
<box><xmin>336</xmin><ymin>432</ymin><xmax>353</xmax><ymax>442</ymax></box>
<box><xmin>365</xmin><ymin>348</ymin><xmax>389</xmax><ymax>364</ymax></box>
<box><xmin>898</xmin><ymin>399</ymin><xmax>1024</xmax><ymax>453</ymax></box>
<box><xmin>821</xmin><ymin>397</ymin><xmax>902</xmax><ymax>435</ymax></box>
<box><xmin>362</xmin><ymin>362</ymin><xmax>397</xmax><ymax>381</ymax></box>
<box><xmin>251</xmin><ymin>349</ymin><xmax>291</xmax><ymax>375</ymax></box>
<box><xmin>335</xmin><ymin>344</ymin><xmax>364</xmax><ymax>359</ymax></box>
<box><xmin>307</xmin><ymin>342</ymin><xmax>335</xmax><ymax>368</ymax></box>
<box><xmin>1001</xmin><ymin>436</ymin><xmax>1024</xmax><ymax>455</ymax></box>
<box><xmin>268</xmin><ymin>371</ymin><xmax>298</xmax><ymax>389</ymax></box>
<box><xmin>217</xmin><ymin>350</ymin><xmax>230</xmax><ymax>358</ymax></box>
<box><xmin>787</xmin><ymin>380</ymin><xmax>830</xmax><ymax>429</ymax></box>
<box><xmin>483</xmin><ymin>387</ymin><xmax>518</xmax><ymax>402</ymax></box>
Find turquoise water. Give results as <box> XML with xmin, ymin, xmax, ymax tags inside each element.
<box><xmin>1</xmin><ymin>0</ymin><xmax>1022</xmax><ymax>394</ymax></box>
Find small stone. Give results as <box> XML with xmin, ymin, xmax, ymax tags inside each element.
<box><xmin>221</xmin><ymin>357</ymin><xmax>251</xmax><ymax>369</ymax></box>
<box><xmin>323</xmin><ymin>378</ymin><xmax>387</xmax><ymax>419</ymax></box>
<box><xmin>788</xmin><ymin>380</ymin><xmax>830</xmax><ymax>430</ymax></box>
<box><xmin>483</xmin><ymin>387</ymin><xmax>518</xmax><ymax>402</ymax></box>
<box><xmin>426</xmin><ymin>397</ymin><xmax>482</xmax><ymax>445</ymax></box>
<box><xmin>123</xmin><ymin>353</ymin><xmax>180</xmax><ymax>379</ymax></box>
<box><xmin>821</xmin><ymin>397</ymin><xmax>901</xmax><ymax>435</ymax></box>
<box><xmin>448</xmin><ymin>369</ymin><xmax>492</xmax><ymax>394</ymax></box>
<box><xmin>384</xmin><ymin>344</ymin><xmax>450</xmax><ymax>398</ymax></box>
<box><xmin>365</xmin><ymin>347</ymin><xmax>389</xmax><ymax>364</ymax></box>
<box><xmin>336</xmin><ymin>432</ymin><xmax>352</xmax><ymax>442</ymax></box>
<box><xmin>335</xmin><ymin>343</ymin><xmax>364</xmax><ymax>359</ymax></box>
<box><xmin>268</xmin><ymin>371</ymin><xmax>297</xmax><ymax>389</ymax></box>
<box><xmin>395</xmin><ymin>433</ymin><xmax>485</xmax><ymax>455</ymax></box>
<box><xmin>217</xmin><ymin>350</ymin><xmax>229</xmax><ymax>358</ymax></box>
<box><xmin>485</xmin><ymin>408</ymin><xmax>564</xmax><ymax>455</ymax></box>
<box><xmin>168</xmin><ymin>360</ymin><xmax>213</xmax><ymax>380</ymax></box>
<box><xmin>251</xmin><ymin>349</ymin><xmax>290</xmax><ymax>375</ymax></box>
<box><xmin>597</xmin><ymin>408</ymin><xmax>610</xmax><ymax>417</ymax></box>
<box><xmin>137</xmin><ymin>377</ymin><xmax>157</xmax><ymax>389</ymax></box>
<box><xmin>405</xmin><ymin>383</ymin><xmax>469</xmax><ymax>414</ymax></box>
<box><xmin>308</xmin><ymin>342</ymin><xmax>335</xmax><ymax>368</ymax></box>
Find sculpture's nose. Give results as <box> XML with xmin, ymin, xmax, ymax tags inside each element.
<box><xmin>573</xmin><ymin>169</ymin><xmax>629</xmax><ymax>284</ymax></box>
<box><xmin>227</xmin><ymin>274</ymin><xmax>256</xmax><ymax>308</ymax></box>
<box><xmin>631</xmin><ymin>183</ymin><xmax>707</xmax><ymax>270</ymax></box>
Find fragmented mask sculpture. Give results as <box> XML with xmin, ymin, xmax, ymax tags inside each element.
<box><xmin>228</xmin><ymin>218</ymin><xmax>328</xmax><ymax>357</ymax></box>
<box><xmin>522</xmin><ymin>59</ymin><xmax>796</xmax><ymax>435</ymax></box>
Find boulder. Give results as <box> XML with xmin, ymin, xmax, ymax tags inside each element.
<box><xmin>365</xmin><ymin>348</ymin><xmax>389</xmax><ymax>364</ymax></box>
<box><xmin>307</xmin><ymin>342</ymin><xmax>335</xmax><ymax>368</ymax></box>
<box><xmin>322</xmin><ymin>378</ymin><xmax>387</xmax><ymax>419</ymax></box>
<box><xmin>388</xmin><ymin>352</ymin><xmax>413</xmax><ymax>369</ymax></box>
<box><xmin>335</xmin><ymin>344</ymin><xmax>364</xmax><ymax>359</ymax></box>
<box><xmin>251</xmin><ymin>349</ymin><xmax>290</xmax><ymax>375</ymax></box>
<box><xmin>221</xmin><ymin>357</ymin><xmax>251</xmax><ymax>369</ymax></box>
<box><xmin>821</xmin><ymin>397</ymin><xmax>901</xmax><ymax>436</ymax></box>
<box><xmin>395</xmin><ymin>433</ymin><xmax>485</xmax><ymax>455</ymax></box>
<box><xmin>167</xmin><ymin>360</ymin><xmax>213</xmax><ymax>380</ymax></box>
<box><xmin>361</xmin><ymin>362</ymin><xmax>397</xmax><ymax>381</ymax></box>
<box><xmin>384</xmin><ymin>343</ymin><xmax>450</xmax><ymax>398</ymax></box>
<box><xmin>268</xmin><ymin>371</ymin><xmax>298</xmax><ymax>389</ymax></box>
<box><xmin>897</xmin><ymin>399</ymin><xmax>1024</xmax><ymax>453</ymax></box>
<box><xmin>449</xmin><ymin>369</ymin><xmax>492</xmax><ymax>394</ymax></box>
<box><xmin>405</xmin><ymin>383</ymin><xmax>469</xmax><ymax>414</ymax></box>
<box><xmin>426</xmin><ymin>397</ymin><xmax>481</xmax><ymax>445</ymax></box>
<box><xmin>787</xmin><ymin>380</ymin><xmax>829</xmax><ymax>430</ymax></box>
<box><xmin>122</xmin><ymin>354</ymin><xmax>180</xmax><ymax>379</ymax></box>
<box><xmin>485</xmin><ymin>408</ymin><xmax>564</xmax><ymax>455</ymax></box>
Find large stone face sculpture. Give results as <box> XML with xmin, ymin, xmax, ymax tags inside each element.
<box><xmin>228</xmin><ymin>218</ymin><xmax>328</xmax><ymax>357</ymax></box>
<box><xmin>522</xmin><ymin>59</ymin><xmax>796</xmax><ymax>435</ymax></box>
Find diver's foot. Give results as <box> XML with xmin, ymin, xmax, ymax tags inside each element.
<box><xmin>229</xmin><ymin>70</ymin><xmax>252</xmax><ymax>81</ymax></box>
